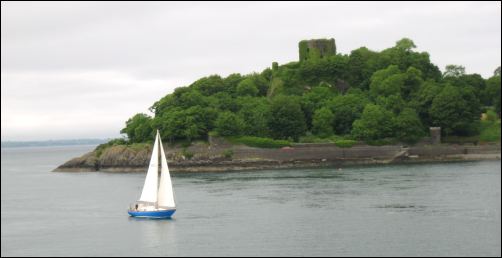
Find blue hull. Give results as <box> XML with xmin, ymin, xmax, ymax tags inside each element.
<box><xmin>128</xmin><ymin>209</ymin><xmax>176</xmax><ymax>218</ymax></box>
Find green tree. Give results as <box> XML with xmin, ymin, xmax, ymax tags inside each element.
<box><xmin>312</xmin><ymin>107</ymin><xmax>334</xmax><ymax>137</ymax></box>
<box><xmin>351</xmin><ymin>104</ymin><xmax>395</xmax><ymax>141</ymax></box>
<box><xmin>494</xmin><ymin>66</ymin><xmax>501</xmax><ymax>77</ymax></box>
<box><xmin>483</xmin><ymin>75</ymin><xmax>501</xmax><ymax>107</ymax></box>
<box><xmin>215</xmin><ymin>112</ymin><xmax>245</xmax><ymax>136</ymax></box>
<box><xmin>236</xmin><ymin>78</ymin><xmax>259</xmax><ymax>96</ymax></box>
<box><xmin>375</xmin><ymin>94</ymin><xmax>406</xmax><ymax>114</ymax></box>
<box><xmin>369</xmin><ymin>65</ymin><xmax>405</xmax><ymax>98</ymax></box>
<box><xmin>430</xmin><ymin>84</ymin><xmax>480</xmax><ymax>136</ymax></box>
<box><xmin>301</xmin><ymin>84</ymin><xmax>337</xmax><ymax>128</ymax></box>
<box><xmin>190</xmin><ymin>75</ymin><xmax>226</xmax><ymax>96</ymax></box>
<box><xmin>268</xmin><ymin>95</ymin><xmax>307</xmax><ymax>141</ymax></box>
<box><xmin>395</xmin><ymin>108</ymin><xmax>425</xmax><ymax>144</ymax></box>
<box><xmin>238</xmin><ymin>98</ymin><xmax>271</xmax><ymax>137</ymax></box>
<box><xmin>409</xmin><ymin>80</ymin><xmax>442</xmax><ymax>126</ymax></box>
<box><xmin>120</xmin><ymin>113</ymin><xmax>153</xmax><ymax>143</ymax></box>
<box><xmin>443</xmin><ymin>65</ymin><xmax>465</xmax><ymax>78</ymax></box>
<box><xmin>402</xmin><ymin>66</ymin><xmax>424</xmax><ymax>100</ymax></box>
<box><xmin>328</xmin><ymin>93</ymin><xmax>369</xmax><ymax>134</ymax></box>
<box><xmin>395</xmin><ymin>38</ymin><xmax>416</xmax><ymax>52</ymax></box>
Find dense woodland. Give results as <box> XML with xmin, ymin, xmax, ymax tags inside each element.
<box><xmin>118</xmin><ymin>38</ymin><xmax>501</xmax><ymax>147</ymax></box>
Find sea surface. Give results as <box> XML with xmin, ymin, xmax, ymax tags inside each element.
<box><xmin>1</xmin><ymin>145</ymin><xmax>501</xmax><ymax>256</ymax></box>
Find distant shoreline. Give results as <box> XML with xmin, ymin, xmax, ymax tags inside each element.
<box><xmin>1</xmin><ymin>139</ymin><xmax>109</xmax><ymax>148</ymax></box>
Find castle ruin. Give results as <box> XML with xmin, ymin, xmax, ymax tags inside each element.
<box><xmin>299</xmin><ymin>38</ymin><xmax>336</xmax><ymax>62</ymax></box>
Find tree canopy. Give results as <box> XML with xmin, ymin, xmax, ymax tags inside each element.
<box><xmin>119</xmin><ymin>38</ymin><xmax>499</xmax><ymax>145</ymax></box>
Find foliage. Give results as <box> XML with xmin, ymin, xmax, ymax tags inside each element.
<box><xmin>222</xmin><ymin>149</ymin><xmax>234</xmax><ymax>158</ymax></box>
<box><xmin>334</xmin><ymin>139</ymin><xmax>357</xmax><ymax>148</ymax></box>
<box><xmin>328</xmin><ymin>93</ymin><xmax>369</xmax><ymax>134</ymax></box>
<box><xmin>443</xmin><ymin>65</ymin><xmax>465</xmax><ymax>78</ymax></box>
<box><xmin>120</xmin><ymin>113</ymin><xmax>153</xmax><ymax>143</ymax></box>
<box><xmin>268</xmin><ymin>95</ymin><xmax>307</xmax><ymax>141</ymax></box>
<box><xmin>351</xmin><ymin>104</ymin><xmax>396</xmax><ymax>141</ymax></box>
<box><xmin>120</xmin><ymin>38</ymin><xmax>495</xmax><ymax>146</ymax></box>
<box><xmin>394</xmin><ymin>108</ymin><xmax>425</xmax><ymax>144</ymax></box>
<box><xmin>215</xmin><ymin>112</ymin><xmax>245</xmax><ymax>137</ymax></box>
<box><xmin>312</xmin><ymin>107</ymin><xmax>334</xmax><ymax>137</ymax></box>
<box><xmin>479</xmin><ymin>120</ymin><xmax>501</xmax><ymax>142</ymax></box>
<box><xmin>430</xmin><ymin>84</ymin><xmax>481</xmax><ymax>136</ymax></box>
<box><xmin>94</xmin><ymin>138</ymin><xmax>128</xmax><ymax>157</ymax></box>
<box><xmin>181</xmin><ymin>148</ymin><xmax>194</xmax><ymax>160</ymax></box>
<box><xmin>236</xmin><ymin>78</ymin><xmax>259</xmax><ymax>96</ymax></box>
<box><xmin>230</xmin><ymin>136</ymin><xmax>291</xmax><ymax>148</ymax></box>
<box><xmin>301</xmin><ymin>84</ymin><xmax>337</xmax><ymax>128</ymax></box>
<box><xmin>238</xmin><ymin>97</ymin><xmax>271</xmax><ymax>137</ymax></box>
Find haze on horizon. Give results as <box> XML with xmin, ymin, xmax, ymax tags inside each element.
<box><xmin>1</xmin><ymin>1</ymin><xmax>501</xmax><ymax>141</ymax></box>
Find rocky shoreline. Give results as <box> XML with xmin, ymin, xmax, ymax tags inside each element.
<box><xmin>53</xmin><ymin>139</ymin><xmax>501</xmax><ymax>173</ymax></box>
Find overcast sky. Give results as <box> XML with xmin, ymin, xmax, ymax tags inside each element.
<box><xmin>1</xmin><ymin>1</ymin><xmax>500</xmax><ymax>141</ymax></box>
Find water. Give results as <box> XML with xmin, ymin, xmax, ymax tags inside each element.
<box><xmin>1</xmin><ymin>145</ymin><xmax>501</xmax><ymax>256</ymax></box>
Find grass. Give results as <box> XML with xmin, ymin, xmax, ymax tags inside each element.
<box><xmin>228</xmin><ymin>136</ymin><xmax>291</xmax><ymax>148</ymax></box>
<box><xmin>479</xmin><ymin>120</ymin><xmax>501</xmax><ymax>142</ymax></box>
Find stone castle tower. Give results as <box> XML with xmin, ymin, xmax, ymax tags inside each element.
<box><xmin>299</xmin><ymin>38</ymin><xmax>336</xmax><ymax>62</ymax></box>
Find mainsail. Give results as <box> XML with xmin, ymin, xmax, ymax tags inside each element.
<box><xmin>138</xmin><ymin>132</ymin><xmax>159</xmax><ymax>203</ymax></box>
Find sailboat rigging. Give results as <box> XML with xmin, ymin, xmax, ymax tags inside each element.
<box><xmin>128</xmin><ymin>130</ymin><xmax>176</xmax><ymax>218</ymax></box>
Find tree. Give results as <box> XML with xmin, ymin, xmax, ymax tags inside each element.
<box><xmin>328</xmin><ymin>93</ymin><xmax>369</xmax><ymax>134</ymax></box>
<box><xmin>375</xmin><ymin>94</ymin><xmax>405</xmax><ymax>114</ymax></box>
<box><xmin>268</xmin><ymin>95</ymin><xmax>307</xmax><ymax>141</ymax></box>
<box><xmin>369</xmin><ymin>65</ymin><xmax>405</xmax><ymax>98</ymax></box>
<box><xmin>189</xmin><ymin>75</ymin><xmax>226</xmax><ymax>96</ymax></box>
<box><xmin>154</xmin><ymin>106</ymin><xmax>216</xmax><ymax>142</ymax></box>
<box><xmin>430</xmin><ymin>84</ymin><xmax>480</xmax><ymax>136</ymax></box>
<box><xmin>395</xmin><ymin>38</ymin><xmax>416</xmax><ymax>52</ymax></box>
<box><xmin>395</xmin><ymin>108</ymin><xmax>425</xmax><ymax>144</ymax></box>
<box><xmin>494</xmin><ymin>66</ymin><xmax>501</xmax><ymax>77</ymax></box>
<box><xmin>402</xmin><ymin>66</ymin><xmax>423</xmax><ymax>100</ymax></box>
<box><xmin>236</xmin><ymin>78</ymin><xmax>259</xmax><ymax>96</ymax></box>
<box><xmin>301</xmin><ymin>84</ymin><xmax>336</xmax><ymax>129</ymax></box>
<box><xmin>238</xmin><ymin>98</ymin><xmax>271</xmax><ymax>137</ymax></box>
<box><xmin>120</xmin><ymin>113</ymin><xmax>153</xmax><ymax>143</ymax></box>
<box><xmin>312</xmin><ymin>107</ymin><xmax>334</xmax><ymax>137</ymax></box>
<box><xmin>443</xmin><ymin>65</ymin><xmax>465</xmax><ymax>78</ymax></box>
<box><xmin>215</xmin><ymin>112</ymin><xmax>245</xmax><ymax>136</ymax></box>
<box><xmin>483</xmin><ymin>75</ymin><xmax>501</xmax><ymax>107</ymax></box>
<box><xmin>410</xmin><ymin>80</ymin><xmax>442</xmax><ymax>126</ymax></box>
<box><xmin>348</xmin><ymin>47</ymin><xmax>381</xmax><ymax>89</ymax></box>
<box><xmin>351</xmin><ymin>104</ymin><xmax>395</xmax><ymax>141</ymax></box>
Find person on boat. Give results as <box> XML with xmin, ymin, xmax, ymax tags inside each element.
<box><xmin>135</xmin><ymin>204</ymin><xmax>138</xmax><ymax>211</ymax></box>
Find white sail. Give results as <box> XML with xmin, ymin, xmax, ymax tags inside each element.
<box><xmin>138</xmin><ymin>131</ymin><xmax>159</xmax><ymax>203</ymax></box>
<box><xmin>157</xmin><ymin>132</ymin><xmax>176</xmax><ymax>208</ymax></box>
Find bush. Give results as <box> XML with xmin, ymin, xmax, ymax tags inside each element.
<box><xmin>222</xmin><ymin>149</ymin><xmax>234</xmax><ymax>158</ymax></box>
<box><xmin>366</xmin><ymin>138</ymin><xmax>397</xmax><ymax>146</ymax></box>
<box><xmin>479</xmin><ymin>120</ymin><xmax>501</xmax><ymax>142</ymax></box>
<box><xmin>485</xmin><ymin>109</ymin><xmax>498</xmax><ymax>122</ymax></box>
<box><xmin>95</xmin><ymin>138</ymin><xmax>127</xmax><ymax>157</ymax></box>
<box><xmin>230</xmin><ymin>136</ymin><xmax>291</xmax><ymax>148</ymax></box>
<box><xmin>334</xmin><ymin>140</ymin><xmax>357</xmax><ymax>148</ymax></box>
<box><xmin>182</xmin><ymin>148</ymin><xmax>194</xmax><ymax>160</ymax></box>
<box><xmin>299</xmin><ymin>134</ymin><xmax>332</xmax><ymax>143</ymax></box>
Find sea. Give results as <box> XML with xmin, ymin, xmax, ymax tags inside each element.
<box><xmin>1</xmin><ymin>145</ymin><xmax>501</xmax><ymax>256</ymax></box>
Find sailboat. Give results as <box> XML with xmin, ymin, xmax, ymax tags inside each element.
<box><xmin>128</xmin><ymin>130</ymin><xmax>176</xmax><ymax>218</ymax></box>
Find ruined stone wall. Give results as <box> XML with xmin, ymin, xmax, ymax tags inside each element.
<box><xmin>299</xmin><ymin>38</ymin><xmax>336</xmax><ymax>62</ymax></box>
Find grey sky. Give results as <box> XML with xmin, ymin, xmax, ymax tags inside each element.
<box><xmin>1</xmin><ymin>1</ymin><xmax>500</xmax><ymax>141</ymax></box>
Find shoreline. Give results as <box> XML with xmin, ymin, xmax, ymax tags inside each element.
<box><xmin>53</xmin><ymin>142</ymin><xmax>501</xmax><ymax>173</ymax></box>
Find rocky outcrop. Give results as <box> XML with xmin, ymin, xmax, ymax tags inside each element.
<box><xmin>53</xmin><ymin>141</ymin><xmax>501</xmax><ymax>173</ymax></box>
